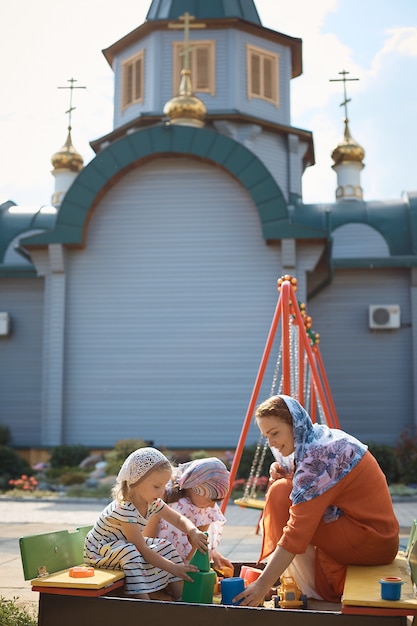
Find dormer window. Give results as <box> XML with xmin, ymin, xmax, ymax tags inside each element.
<box><xmin>122</xmin><ymin>50</ymin><xmax>145</xmax><ymax>109</ymax></box>
<box><xmin>172</xmin><ymin>40</ymin><xmax>216</xmax><ymax>95</ymax></box>
<box><xmin>247</xmin><ymin>45</ymin><xmax>279</xmax><ymax>107</ymax></box>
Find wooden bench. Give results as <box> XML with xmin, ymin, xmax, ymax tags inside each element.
<box><xmin>342</xmin><ymin>519</ymin><xmax>417</xmax><ymax>618</ymax></box>
<box><xmin>20</xmin><ymin>526</ymin><xmax>413</xmax><ymax>626</ymax></box>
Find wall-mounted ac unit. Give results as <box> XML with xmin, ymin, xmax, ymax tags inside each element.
<box><xmin>0</xmin><ymin>312</ymin><xmax>11</xmax><ymax>336</ymax></box>
<box><xmin>369</xmin><ymin>305</ymin><xmax>400</xmax><ymax>330</ymax></box>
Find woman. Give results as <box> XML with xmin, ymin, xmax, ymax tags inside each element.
<box><xmin>235</xmin><ymin>394</ymin><xmax>399</xmax><ymax>606</ymax></box>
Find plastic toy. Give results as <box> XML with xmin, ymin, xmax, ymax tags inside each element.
<box><xmin>275</xmin><ymin>576</ymin><xmax>308</xmax><ymax>609</ymax></box>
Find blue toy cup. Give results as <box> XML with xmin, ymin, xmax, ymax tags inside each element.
<box><xmin>220</xmin><ymin>576</ymin><xmax>245</xmax><ymax>605</ymax></box>
<box><xmin>379</xmin><ymin>576</ymin><xmax>404</xmax><ymax>601</ymax></box>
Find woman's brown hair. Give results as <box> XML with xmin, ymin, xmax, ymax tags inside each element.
<box><xmin>255</xmin><ymin>395</ymin><xmax>293</xmax><ymax>425</ymax></box>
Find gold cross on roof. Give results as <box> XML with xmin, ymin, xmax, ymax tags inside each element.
<box><xmin>329</xmin><ymin>69</ymin><xmax>359</xmax><ymax>121</ymax></box>
<box><xmin>57</xmin><ymin>77</ymin><xmax>86</xmax><ymax>129</ymax></box>
<box><xmin>168</xmin><ymin>12</ymin><xmax>206</xmax><ymax>70</ymax></box>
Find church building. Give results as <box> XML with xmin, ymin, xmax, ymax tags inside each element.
<box><xmin>1</xmin><ymin>0</ymin><xmax>416</xmax><ymax>455</ymax></box>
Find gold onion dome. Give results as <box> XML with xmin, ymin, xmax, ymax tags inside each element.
<box><xmin>163</xmin><ymin>69</ymin><xmax>206</xmax><ymax>127</ymax></box>
<box><xmin>331</xmin><ymin>118</ymin><xmax>365</xmax><ymax>165</ymax></box>
<box><xmin>51</xmin><ymin>127</ymin><xmax>84</xmax><ymax>172</ymax></box>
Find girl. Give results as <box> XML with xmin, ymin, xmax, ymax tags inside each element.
<box><xmin>146</xmin><ymin>457</ymin><xmax>233</xmax><ymax>574</ymax></box>
<box><xmin>235</xmin><ymin>394</ymin><xmax>399</xmax><ymax>606</ymax></box>
<box><xmin>84</xmin><ymin>447</ymin><xmax>208</xmax><ymax>600</ymax></box>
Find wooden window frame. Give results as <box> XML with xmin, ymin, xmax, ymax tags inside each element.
<box><xmin>247</xmin><ymin>44</ymin><xmax>279</xmax><ymax>107</ymax></box>
<box><xmin>121</xmin><ymin>49</ymin><xmax>145</xmax><ymax>110</ymax></box>
<box><xmin>172</xmin><ymin>40</ymin><xmax>216</xmax><ymax>96</ymax></box>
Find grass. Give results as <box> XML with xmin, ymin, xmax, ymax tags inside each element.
<box><xmin>0</xmin><ymin>597</ymin><xmax>37</xmax><ymax>626</ymax></box>
<box><xmin>65</xmin><ymin>483</ymin><xmax>112</xmax><ymax>499</ymax></box>
<box><xmin>2</xmin><ymin>488</ymin><xmax>62</xmax><ymax>499</ymax></box>
<box><xmin>389</xmin><ymin>484</ymin><xmax>417</xmax><ymax>497</ymax></box>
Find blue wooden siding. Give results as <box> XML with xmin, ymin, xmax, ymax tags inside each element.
<box><xmin>60</xmin><ymin>159</ymin><xmax>286</xmax><ymax>448</ymax></box>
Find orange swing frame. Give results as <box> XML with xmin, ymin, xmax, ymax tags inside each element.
<box><xmin>221</xmin><ymin>275</ymin><xmax>340</xmax><ymax>514</ymax></box>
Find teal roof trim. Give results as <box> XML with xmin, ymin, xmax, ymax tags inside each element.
<box><xmin>0</xmin><ymin>264</ymin><xmax>37</xmax><ymax>278</ymax></box>
<box><xmin>16</xmin><ymin>123</ymin><xmax>417</xmax><ymax>258</ymax></box>
<box><xmin>406</xmin><ymin>192</ymin><xmax>417</xmax><ymax>254</ymax></box>
<box><xmin>333</xmin><ymin>257</ymin><xmax>417</xmax><ymax>269</ymax></box>
<box><xmin>146</xmin><ymin>0</ymin><xmax>261</xmax><ymax>24</ymax></box>
<box><xmin>294</xmin><ymin>200</ymin><xmax>415</xmax><ymax>256</ymax></box>
<box><xmin>0</xmin><ymin>207</ymin><xmax>56</xmax><ymax>263</ymax></box>
<box><xmin>22</xmin><ymin>125</ymin><xmax>296</xmax><ymax>248</ymax></box>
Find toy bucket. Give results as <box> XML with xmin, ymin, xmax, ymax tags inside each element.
<box><xmin>243</xmin><ymin>566</ymin><xmax>262</xmax><ymax>584</ymax></box>
<box><xmin>220</xmin><ymin>576</ymin><xmax>245</xmax><ymax>605</ymax></box>
<box><xmin>379</xmin><ymin>576</ymin><xmax>404</xmax><ymax>601</ymax></box>
<box><xmin>182</xmin><ymin>569</ymin><xmax>217</xmax><ymax>604</ymax></box>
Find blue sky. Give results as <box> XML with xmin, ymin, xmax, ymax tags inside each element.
<box><xmin>1</xmin><ymin>0</ymin><xmax>416</xmax><ymax>206</ymax></box>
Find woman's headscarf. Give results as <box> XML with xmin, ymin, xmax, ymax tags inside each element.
<box><xmin>173</xmin><ymin>457</ymin><xmax>230</xmax><ymax>500</ymax></box>
<box><xmin>269</xmin><ymin>395</ymin><xmax>367</xmax><ymax>506</ymax></box>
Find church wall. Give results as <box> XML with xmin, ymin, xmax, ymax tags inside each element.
<box><xmin>249</xmin><ymin>131</ymin><xmax>290</xmax><ymax>201</ymax></box>
<box><xmin>212</xmin><ymin>121</ymin><xmax>290</xmax><ymax>201</ymax></box>
<box><xmin>308</xmin><ymin>268</ymin><xmax>412</xmax><ymax>446</ymax></box>
<box><xmin>0</xmin><ymin>277</ymin><xmax>44</xmax><ymax>446</ymax></box>
<box><xmin>60</xmin><ymin>158</ymin><xmax>288</xmax><ymax>449</ymax></box>
<box><xmin>332</xmin><ymin>222</ymin><xmax>390</xmax><ymax>258</ymax></box>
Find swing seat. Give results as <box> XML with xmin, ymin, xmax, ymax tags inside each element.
<box><xmin>234</xmin><ymin>497</ymin><xmax>265</xmax><ymax>510</ymax></box>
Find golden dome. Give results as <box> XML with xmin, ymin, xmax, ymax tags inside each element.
<box><xmin>51</xmin><ymin>127</ymin><xmax>83</xmax><ymax>172</ymax></box>
<box><xmin>331</xmin><ymin>119</ymin><xmax>365</xmax><ymax>165</ymax></box>
<box><xmin>163</xmin><ymin>69</ymin><xmax>206</xmax><ymax>127</ymax></box>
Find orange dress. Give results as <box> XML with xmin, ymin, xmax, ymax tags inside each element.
<box><xmin>259</xmin><ymin>451</ymin><xmax>399</xmax><ymax>602</ymax></box>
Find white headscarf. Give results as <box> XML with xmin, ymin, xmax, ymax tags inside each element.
<box><xmin>117</xmin><ymin>447</ymin><xmax>170</xmax><ymax>486</ymax></box>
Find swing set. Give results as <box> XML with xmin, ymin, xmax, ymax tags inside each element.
<box><xmin>221</xmin><ymin>275</ymin><xmax>340</xmax><ymax>514</ymax></box>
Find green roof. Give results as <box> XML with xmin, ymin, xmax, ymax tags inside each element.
<box><xmin>146</xmin><ymin>0</ymin><xmax>261</xmax><ymax>24</ymax></box>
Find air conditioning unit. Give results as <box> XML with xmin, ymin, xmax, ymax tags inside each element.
<box><xmin>369</xmin><ymin>305</ymin><xmax>400</xmax><ymax>330</ymax></box>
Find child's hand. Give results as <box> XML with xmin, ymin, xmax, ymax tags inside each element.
<box><xmin>188</xmin><ymin>528</ymin><xmax>209</xmax><ymax>553</ymax></box>
<box><xmin>211</xmin><ymin>549</ymin><xmax>233</xmax><ymax>575</ymax></box>
<box><xmin>173</xmin><ymin>561</ymin><xmax>200</xmax><ymax>582</ymax></box>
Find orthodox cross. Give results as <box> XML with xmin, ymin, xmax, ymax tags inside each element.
<box><xmin>329</xmin><ymin>69</ymin><xmax>359</xmax><ymax>120</ymax></box>
<box><xmin>57</xmin><ymin>77</ymin><xmax>86</xmax><ymax>128</ymax></box>
<box><xmin>168</xmin><ymin>12</ymin><xmax>206</xmax><ymax>70</ymax></box>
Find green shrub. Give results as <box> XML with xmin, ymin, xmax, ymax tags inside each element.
<box><xmin>190</xmin><ymin>450</ymin><xmax>210</xmax><ymax>461</ymax></box>
<box><xmin>44</xmin><ymin>467</ymin><xmax>65</xmax><ymax>481</ymax></box>
<box><xmin>104</xmin><ymin>439</ymin><xmax>148</xmax><ymax>476</ymax></box>
<box><xmin>366</xmin><ymin>442</ymin><xmax>399</xmax><ymax>484</ymax></box>
<box><xmin>66</xmin><ymin>483</ymin><xmax>113</xmax><ymax>499</ymax></box>
<box><xmin>0</xmin><ymin>446</ymin><xmax>32</xmax><ymax>490</ymax></box>
<box><xmin>0</xmin><ymin>596</ymin><xmax>37</xmax><ymax>626</ymax></box>
<box><xmin>235</xmin><ymin>442</ymin><xmax>275</xmax><ymax>480</ymax></box>
<box><xmin>0</xmin><ymin>424</ymin><xmax>11</xmax><ymax>446</ymax></box>
<box><xmin>58</xmin><ymin>470</ymin><xmax>88</xmax><ymax>486</ymax></box>
<box><xmin>395</xmin><ymin>427</ymin><xmax>417</xmax><ymax>485</ymax></box>
<box><xmin>49</xmin><ymin>444</ymin><xmax>90</xmax><ymax>469</ymax></box>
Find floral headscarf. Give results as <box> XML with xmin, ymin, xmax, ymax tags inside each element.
<box><xmin>269</xmin><ymin>395</ymin><xmax>367</xmax><ymax>506</ymax></box>
<box><xmin>173</xmin><ymin>457</ymin><xmax>230</xmax><ymax>500</ymax></box>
